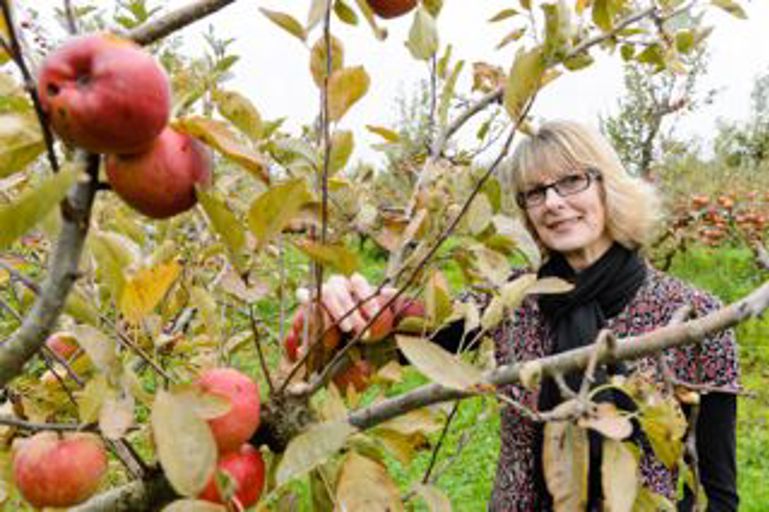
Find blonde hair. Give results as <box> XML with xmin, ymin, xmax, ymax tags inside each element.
<box><xmin>502</xmin><ymin>120</ymin><xmax>663</xmax><ymax>249</ymax></box>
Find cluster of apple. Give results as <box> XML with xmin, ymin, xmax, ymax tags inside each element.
<box><xmin>283</xmin><ymin>296</ymin><xmax>425</xmax><ymax>393</ymax></box>
<box><xmin>194</xmin><ymin>368</ymin><xmax>265</xmax><ymax>508</ymax></box>
<box><xmin>37</xmin><ymin>34</ymin><xmax>211</xmax><ymax>219</ymax></box>
<box><xmin>674</xmin><ymin>191</ymin><xmax>768</xmax><ymax>247</ymax></box>
<box><xmin>12</xmin><ymin>339</ymin><xmax>265</xmax><ymax>509</ymax></box>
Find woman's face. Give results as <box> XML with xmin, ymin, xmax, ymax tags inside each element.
<box><xmin>520</xmin><ymin>170</ymin><xmax>613</xmax><ymax>270</ymax></box>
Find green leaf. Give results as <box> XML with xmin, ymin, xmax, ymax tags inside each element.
<box><xmin>310</xmin><ymin>34</ymin><xmax>345</xmax><ymax>88</ymax></box>
<box><xmin>335</xmin><ymin>452</ymin><xmax>404</xmax><ymax>511</ymax></box>
<box><xmin>152</xmin><ymin>390</ymin><xmax>217</xmax><ymax>497</ymax></box>
<box><xmin>196</xmin><ymin>188</ymin><xmax>247</xmax><ymax>272</ymax></box>
<box><xmin>277</xmin><ymin>421</ymin><xmax>357</xmax><ymax>486</ymax></box>
<box><xmin>213</xmin><ymin>89</ymin><xmax>263</xmax><ymax>141</ymax></box>
<box><xmin>396</xmin><ymin>335</ymin><xmax>484</xmax><ymax>391</ymax></box>
<box><xmin>328</xmin><ymin>66</ymin><xmax>370</xmax><ymax>121</ymax></box>
<box><xmin>334</xmin><ymin>0</ymin><xmax>359</xmax><ymax>25</ymax></box>
<box><xmin>174</xmin><ymin>117</ymin><xmax>269</xmax><ymax>184</ymax></box>
<box><xmin>438</xmin><ymin>60</ymin><xmax>464</xmax><ymax>128</ymax></box>
<box><xmin>77</xmin><ymin>374</ymin><xmax>109</xmax><ymax>423</ymax></box>
<box><xmin>543</xmin><ymin>408</ymin><xmax>589</xmax><ymax>510</ymax></box>
<box><xmin>295</xmin><ymin>240</ymin><xmax>360</xmax><ymax>276</ymax></box>
<box><xmin>503</xmin><ymin>46</ymin><xmax>545</xmax><ymax>121</ymax></box>
<box><xmin>602</xmin><ymin>439</ymin><xmax>639</xmax><ymax>512</ymax></box>
<box><xmin>592</xmin><ymin>0</ymin><xmax>612</xmax><ymax>31</ymax></box>
<box><xmin>711</xmin><ymin>0</ymin><xmax>747</xmax><ymax>19</ymax></box>
<box><xmin>0</xmin><ymin>113</ymin><xmax>45</xmax><ymax>178</ymax></box>
<box><xmin>190</xmin><ymin>285</ymin><xmax>222</xmax><ymax>342</ymax></box>
<box><xmin>329</xmin><ymin>129</ymin><xmax>354</xmax><ymax>173</ymax></box>
<box><xmin>247</xmin><ymin>178</ymin><xmax>315</xmax><ymax>249</ymax></box>
<box><xmin>259</xmin><ymin>8</ymin><xmax>307</xmax><ymax>42</ymax></box>
<box><xmin>406</xmin><ymin>7</ymin><xmax>439</xmax><ymax>61</ymax></box>
<box><xmin>120</xmin><ymin>259</ymin><xmax>182</xmax><ymax>324</ymax></box>
<box><xmin>425</xmin><ymin>270</ymin><xmax>452</xmax><ymax>326</ymax></box>
<box><xmin>0</xmin><ymin>164</ymin><xmax>81</xmax><ymax>249</ymax></box>
<box><xmin>633</xmin><ymin>487</ymin><xmax>676</xmax><ymax>511</ymax></box>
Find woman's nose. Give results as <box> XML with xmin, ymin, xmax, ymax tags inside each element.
<box><xmin>541</xmin><ymin>187</ymin><xmax>566</xmax><ymax>209</ymax></box>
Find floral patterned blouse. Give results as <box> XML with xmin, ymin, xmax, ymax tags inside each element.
<box><xmin>487</xmin><ymin>263</ymin><xmax>741</xmax><ymax>511</ymax></box>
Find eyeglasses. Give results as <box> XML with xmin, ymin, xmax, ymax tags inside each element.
<box><xmin>516</xmin><ymin>169</ymin><xmax>602</xmax><ymax>209</ymax></box>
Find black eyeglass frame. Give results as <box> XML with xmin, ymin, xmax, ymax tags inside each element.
<box><xmin>515</xmin><ymin>168</ymin><xmax>603</xmax><ymax>209</ymax></box>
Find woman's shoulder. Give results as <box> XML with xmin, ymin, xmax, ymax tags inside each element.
<box><xmin>638</xmin><ymin>262</ymin><xmax>726</xmax><ymax>315</ymax></box>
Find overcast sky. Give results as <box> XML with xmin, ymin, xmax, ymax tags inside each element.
<box><xmin>25</xmin><ymin>1</ymin><xmax>769</xmax><ymax>164</ymax></box>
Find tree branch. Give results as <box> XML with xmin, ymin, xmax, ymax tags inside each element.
<box><xmin>124</xmin><ymin>0</ymin><xmax>237</xmax><ymax>46</ymax></box>
<box><xmin>347</xmin><ymin>278</ymin><xmax>769</xmax><ymax>430</ymax></box>
<box><xmin>0</xmin><ymin>153</ymin><xmax>99</xmax><ymax>387</ymax></box>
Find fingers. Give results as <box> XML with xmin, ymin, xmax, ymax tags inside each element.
<box><xmin>322</xmin><ymin>276</ymin><xmax>365</xmax><ymax>333</ymax></box>
<box><xmin>349</xmin><ymin>273</ymin><xmax>380</xmax><ymax>319</ymax></box>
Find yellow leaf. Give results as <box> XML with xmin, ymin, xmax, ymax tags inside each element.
<box><xmin>277</xmin><ymin>421</ymin><xmax>357</xmax><ymax>486</ymax></box>
<box><xmin>196</xmin><ymin>188</ymin><xmax>247</xmax><ymax>272</ymax></box>
<box><xmin>335</xmin><ymin>452</ymin><xmax>404</xmax><ymax>511</ymax></box>
<box><xmin>77</xmin><ymin>374</ymin><xmax>109</xmax><ymax>424</ymax></box>
<box><xmin>295</xmin><ymin>240</ymin><xmax>360</xmax><ymax>276</ymax></box>
<box><xmin>329</xmin><ymin>130</ymin><xmax>354</xmax><ymax>173</ymax></box>
<box><xmin>406</xmin><ymin>7</ymin><xmax>439</xmax><ymax>61</ymax></box>
<box><xmin>99</xmin><ymin>389</ymin><xmax>135</xmax><ymax>440</ymax></box>
<box><xmin>414</xmin><ymin>483</ymin><xmax>452</xmax><ymax>512</ymax></box>
<box><xmin>152</xmin><ymin>391</ymin><xmax>217</xmax><ymax>497</ymax></box>
<box><xmin>247</xmin><ymin>178</ymin><xmax>314</xmax><ymax>248</ymax></box>
<box><xmin>327</xmin><ymin>66</ymin><xmax>370</xmax><ymax>122</ymax></box>
<box><xmin>120</xmin><ymin>259</ymin><xmax>182</xmax><ymax>324</ymax></box>
<box><xmin>310</xmin><ymin>34</ymin><xmax>345</xmax><ymax>88</ymax></box>
<box><xmin>174</xmin><ymin>117</ymin><xmax>269</xmax><ymax>183</ymax></box>
<box><xmin>259</xmin><ymin>8</ymin><xmax>307</xmax><ymax>42</ymax></box>
<box><xmin>503</xmin><ymin>46</ymin><xmax>546</xmax><ymax>121</ymax></box>
<box><xmin>0</xmin><ymin>113</ymin><xmax>45</xmax><ymax>178</ymax></box>
<box><xmin>71</xmin><ymin>325</ymin><xmax>119</xmax><ymax>374</ymax></box>
<box><xmin>543</xmin><ymin>412</ymin><xmax>589</xmax><ymax>511</ymax></box>
<box><xmin>213</xmin><ymin>89</ymin><xmax>263</xmax><ymax>140</ymax></box>
<box><xmin>602</xmin><ymin>439</ymin><xmax>639</xmax><ymax>512</ymax></box>
<box><xmin>366</xmin><ymin>124</ymin><xmax>400</xmax><ymax>143</ymax></box>
<box><xmin>396</xmin><ymin>335</ymin><xmax>483</xmax><ymax>391</ymax></box>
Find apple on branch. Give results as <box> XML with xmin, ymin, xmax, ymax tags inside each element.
<box><xmin>196</xmin><ymin>368</ymin><xmax>261</xmax><ymax>453</ymax></box>
<box><xmin>366</xmin><ymin>0</ymin><xmax>418</xmax><ymax>19</ymax></box>
<box><xmin>12</xmin><ymin>432</ymin><xmax>108</xmax><ymax>508</ymax></box>
<box><xmin>198</xmin><ymin>443</ymin><xmax>266</xmax><ymax>508</ymax></box>
<box><xmin>37</xmin><ymin>34</ymin><xmax>171</xmax><ymax>154</ymax></box>
<box><xmin>105</xmin><ymin>127</ymin><xmax>212</xmax><ymax>219</ymax></box>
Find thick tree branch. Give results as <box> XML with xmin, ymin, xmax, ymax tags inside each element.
<box><xmin>0</xmin><ymin>154</ymin><xmax>99</xmax><ymax>387</ymax></box>
<box><xmin>124</xmin><ymin>0</ymin><xmax>237</xmax><ymax>46</ymax></box>
<box><xmin>347</xmin><ymin>278</ymin><xmax>769</xmax><ymax>430</ymax></box>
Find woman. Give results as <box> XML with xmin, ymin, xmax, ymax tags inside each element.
<box><xmin>293</xmin><ymin>120</ymin><xmax>739</xmax><ymax>511</ymax></box>
<box><xmin>488</xmin><ymin>120</ymin><xmax>739</xmax><ymax>511</ymax></box>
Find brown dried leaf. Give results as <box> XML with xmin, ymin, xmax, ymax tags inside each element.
<box><xmin>335</xmin><ymin>452</ymin><xmax>404</xmax><ymax>511</ymax></box>
<box><xmin>543</xmin><ymin>416</ymin><xmax>588</xmax><ymax>511</ymax></box>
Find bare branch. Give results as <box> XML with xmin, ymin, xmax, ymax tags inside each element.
<box><xmin>123</xmin><ymin>0</ymin><xmax>237</xmax><ymax>46</ymax></box>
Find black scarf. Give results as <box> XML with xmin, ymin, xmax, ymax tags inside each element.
<box><xmin>533</xmin><ymin>242</ymin><xmax>646</xmax><ymax>509</ymax></box>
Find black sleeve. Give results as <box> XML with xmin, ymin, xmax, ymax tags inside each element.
<box><xmin>678</xmin><ymin>392</ymin><xmax>739</xmax><ymax>512</ymax></box>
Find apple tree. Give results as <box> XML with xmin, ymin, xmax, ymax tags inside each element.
<box><xmin>0</xmin><ymin>0</ymin><xmax>765</xmax><ymax>510</ymax></box>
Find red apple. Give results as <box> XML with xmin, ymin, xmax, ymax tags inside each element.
<box><xmin>198</xmin><ymin>444</ymin><xmax>265</xmax><ymax>507</ymax></box>
<box><xmin>284</xmin><ymin>307</ymin><xmax>343</xmax><ymax>361</ymax></box>
<box><xmin>37</xmin><ymin>33</ymin><xmax>170</xmax><ymax>154</ymax></box>
<box><xmin>13</xmin><ymin>432</ymin><xmax>107</xmax><ymax>508</ymax></box>
<box><xmin>363</xmin><ymin>306</ymin><xmax>395</xmax><ymax>342</ymax></box>
<box><xmin>45</xmin><ymin>331</ymin><xmax>79</xmax><ymax>360</ymax></box>
<box><xmin>197</xmin><ymin>368</ymin><xmax>260</xmax><ymax>453</ymax></box>
<box><xmin>105</xmin><ymin>127</ymin><xmax>212</xmax><ymax>219</ymax></box>
<box><xmin>333</xmin><ymin>359</ymin><xmax>374</xmax><ymax>393</ymax></box>
<box><xmin>366</xmin><ymin>0</ymin><xmax>418</xmax><ymax>18</ymax></box>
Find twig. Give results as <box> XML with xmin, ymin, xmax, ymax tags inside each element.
<box><xmin>63</xmin><ymin>0</ymin><xmax>78</xmax><ymax>34</ymax></box>
<box><xmin>0</xmin><ymin>0</ymin><xmax>60</xmax><ymax>173</ymax></box>
<box><xmin>0</xmin><ymin>414</ymin><xmax>90</xmax><ymax>432</ymax></box>
<box><xmin>421</xmin><ymin>400</ymin><xmax>459</xmax><ymax>484</ymax></box>
<box><xmin>249</xmin><ymin>305</ymin><xmax>274</xmax><ymax>394</ymax></box>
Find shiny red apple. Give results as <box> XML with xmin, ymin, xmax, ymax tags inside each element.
<box><xmin>105</xmin><ymin>127</ymin><xmax>211</xmax><ymax>219</ymax></box>
<box><xmin>37</xmin><ymin>33</ymin><xmax>170</xmax><ymax>154</ymax></box>
<box><xmin>198</xmin><ymin>443</ymin><xmax>266</xmax><ymax>508</ymax></box>
<box><xmin>197</xmin><ymin>368</ymin><xmax>260</xmax><ymax>453</ymax></box>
